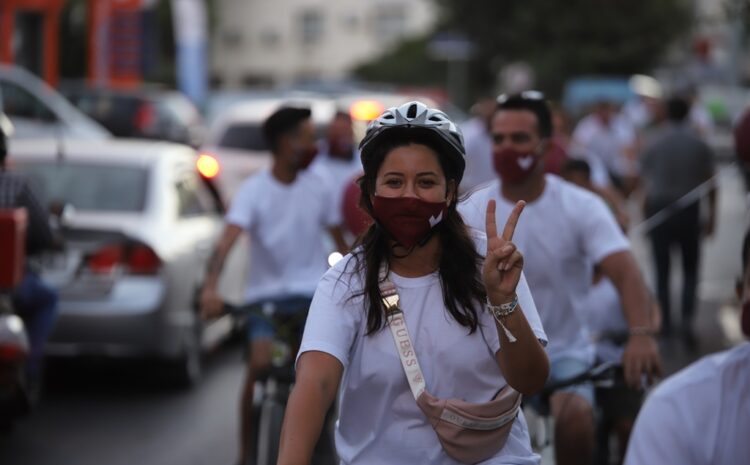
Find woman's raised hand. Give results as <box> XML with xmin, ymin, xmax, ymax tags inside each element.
<box><xmin>483</xmin><ymin>199</ymin><xmax>525</xmax><ymax>304</ymax></box>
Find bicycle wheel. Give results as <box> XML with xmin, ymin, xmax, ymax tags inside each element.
<box><xmin>256</xmin><ymin>396</ymin><xmax>285</xmax><ymax>465</ymax></box>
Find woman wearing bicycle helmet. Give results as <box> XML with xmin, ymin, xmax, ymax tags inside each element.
<box><xmin>278</xmin><ymin>102</ymin><xmax>550</xmax><ymax>465</ymax></box>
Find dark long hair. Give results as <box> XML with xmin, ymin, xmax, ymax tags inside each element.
<box><xmin>350</xmin><ymin>132</ymin><xmax>487</xmax><ymax>335</ymax></box>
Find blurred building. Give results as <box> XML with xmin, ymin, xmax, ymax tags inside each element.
<box><xmin>211</xmin><ymin>0</ymin><xmax>437</xmax><ymax>87</ymax></box>
<box><xmin>1</xmin><ymin>0</ymin><xmax>156</xmax><ymax>87</ymax></box>
<box><xmin>681</xmin><ymin>0</ymin><xmax>750</xmax><ymax>86</ymax></box>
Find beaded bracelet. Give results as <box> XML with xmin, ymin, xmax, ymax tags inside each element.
<box><xmin>486</xmin><ymin>295</ymin><xmax>518</xmax><ymax>343</ymax></box>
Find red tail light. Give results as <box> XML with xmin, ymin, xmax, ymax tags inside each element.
<box><xmin>133</xmin><ymin>102</ymin><xmax>156</xmax><ymax>133</ymax></box>
<box><xmin>0</xmin><ymin>344</ymin><xmax>27</xmax><ymax>362</ymax></box>
<box><xmin>87</xmin><ymin>245</ymin><xmax>123</xmax><ymax>274</ymax></box>
<box><xmin>85</xmin><ymin>243</ymin><xmax>161</xmax><ymax>275</ymax></box>
<box><xmin>127</xmin><ymin>244</ymin><xmax>161</xmax><ymax>275</ymax></box>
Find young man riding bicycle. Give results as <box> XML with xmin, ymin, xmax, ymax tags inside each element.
<box><xmin>459</xmin><ymin>92</ymin><xmax>662</xmax><ymax>465</ymax></box>
<box><xmin>200</xmin><ymin>106</ymin><xmax>347</xmax><ymax>465</ymax></box>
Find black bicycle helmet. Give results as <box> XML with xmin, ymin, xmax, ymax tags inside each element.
<box><xmin>359</xmin><ymin>101</ymin><xmax>466</xmax><ymax>182</ymax></box>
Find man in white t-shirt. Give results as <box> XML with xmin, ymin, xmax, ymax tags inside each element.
<box><xmin>571</xmin><ymin>100</ymin><xmax>638</xmax><ymax>193</ymax></box>
<box><xmin>459</xmin><ymin>97</ymin><xmax>497</xmax><ymax>193</ymax></box>
<box><xmin>625</xmin><ymin>229</ymin><xmax>750</xmax><ymax>465</ymax></box>
<box><xmin>459</xmin><ymin>92</ymin><xmax>661</xmax><ymax>465</ymax></box>
<box><xmin>199</xmin><ymin>106</ymin><xmax>347</xmax><ymax>465</ymax></box>
<box><xmin>311</xmin><ymin>111</ymin><xmax>363</xmax><ymax>224</ymax></box>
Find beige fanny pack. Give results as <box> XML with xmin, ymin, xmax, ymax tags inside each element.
<box><xmin>380</xmin><ymin>275</ymin><xmax>522</xmax><ymax>465</ymax></box>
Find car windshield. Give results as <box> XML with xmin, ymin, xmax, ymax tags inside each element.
<box><xmin>18</xmin><ymin>162</ymin><xmax>148</xmax><ymax>212</ymax></box>
<box><xmin>218</xmin><ymin>123</ymin><xmax>268</xmax><ymax>151</ymax></box>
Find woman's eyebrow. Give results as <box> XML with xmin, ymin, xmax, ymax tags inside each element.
<box><xmin>382</xmin><ymin>172</ymin><xmax>405</xmax><ymax>177</ymax></box>
<box><xmin>417</xmin><ymin>171</ymin><xmax>439</xmax><ymax>177</ymax></box>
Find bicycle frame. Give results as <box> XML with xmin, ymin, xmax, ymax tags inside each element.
<box><xmin>524</xmin><ymin>361</ymin><xmax>625</xmax><ymax>464</ymax></box>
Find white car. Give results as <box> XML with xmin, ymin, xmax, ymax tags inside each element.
<box><xmin>0</xmin><ymin>64</ymin><xmax>111</xmax><ymax>140</ymax></box>
<box><xmin>201</xmin><ymin>93</ymin><xmax>337</xmax><ymax>201</ymax></box>
<box><xmin>10</xmin><ymin>139</ymin><xmax>242</xmax><ymax>386</ymax></box>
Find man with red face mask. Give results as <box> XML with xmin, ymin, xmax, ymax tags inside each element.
<box><xmin>311</xmin><ymin>111</ymin><xmax>363</xmax><ymax>240</ymax></box>
<box><xmin>625</xmin><ymin>229</ymin><xmax>750</xmax><ymax>465</ymax></box>
<box><xmin>459</xmin><ymin>92</ymin><xmax>662</xmax><ymax>465</ymax></box>
<box><xmin>200</xmin><ymin>106</ymin><xmax>347</xmax><ymax>465</ymax></box>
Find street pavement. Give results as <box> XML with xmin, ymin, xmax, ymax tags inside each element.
<box><xmin>0</xmin><ymin>162</ymin><xmax>746</xmax><ymax>465</ymax></box>
<box><xmin>0</xmin><ymin>344</ymin><xmax>243</xmax><ymax>465</ymax></box>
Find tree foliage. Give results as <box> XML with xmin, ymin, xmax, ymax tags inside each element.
<box><xmin>353</xmin><ymin>35</ymin><xmax>447</xmax><ymax>87</ymax></box>
<box><xmin>435</xmin><ymin>0</ymin><xmax>693</xmax><ymax>96</ymax></box>
<box><xmin>355</xmin><ymin>0</ymin><xmax>692</xmax><ymax>100</ymax></box>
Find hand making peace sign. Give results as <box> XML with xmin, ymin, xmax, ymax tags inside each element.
<box><xmin>483</xmin><ymin>199</ymin><xmax>526</xmax><ymax>305</ymax></box>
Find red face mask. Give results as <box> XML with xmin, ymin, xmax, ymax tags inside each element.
<box><xmin>372</xmin><ymin>196</ymin><xmax>447</xmax><ymax>249</ymax></box>
<box><xmin>296</xmin><ymin>146</ymin><xmax>319</xmax><ymax>170</ymax></box>
<box><xmin>327</xmin><ymin>137</ymin><xmax>354</xmax><ymax>159</ymax></box>
<box><xmin>742</xmin><ymin>300</ymin><xmax>750</xmax><ymax>339</ymax></box>
<box><xmin>492</xmin><ymin>148</ymin><xmax>539</xmax><ymax>184</ymax></box>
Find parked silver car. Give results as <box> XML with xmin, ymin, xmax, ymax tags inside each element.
<box><xmin>9</xmin><ymin>139</ymin><xmax>241</xmax><ymax>386</ymax></box>
<box><xmin>0</xmin><ymin>64</ymin><xmax>110</xmax><ymax>140</ymax></box>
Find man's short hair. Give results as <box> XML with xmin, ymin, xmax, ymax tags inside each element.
<box><xmin>561</xmin><ymin>159</ymin><xmax>592</xmax><ymax>181</ymax></box>
<box><xmin>262</xmin><ymin>107</ymin><xmax>312</xmax><ymax>152</ymax></box>
<box><xmin>666</xmin><ymin>97</ymin><xmax>690</xmax><ymax>123</ymax></box>
<box><xmin>496</xmin><ymin>92</ymin><xmax>553</xmax><ymax>138</ymax></box>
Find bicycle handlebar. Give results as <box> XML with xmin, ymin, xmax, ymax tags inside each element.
<box><xmin>540</xmin><ymin>361</ymin><xmax>624</xmax><ymax>397</ymax></box>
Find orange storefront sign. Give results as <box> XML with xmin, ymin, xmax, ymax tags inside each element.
<box><xmin>0</xmin><ymin>0</ymin><xmax>65</xmax><ymax>86</ymax></box>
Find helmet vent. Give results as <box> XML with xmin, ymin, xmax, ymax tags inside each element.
<box><xmin>407</xmin><ymin>103</ymin><xmax>418</xmax><ymax>119</ymax></box>
<box><xmin>428</xmin><ymin>115</ymin><xmax>442</xmax><ymax>122</ymax></box>
<box><xmin>383</xmin><ymin>114</ymin><xmax>395</xmax><ymax>120</ymax></box>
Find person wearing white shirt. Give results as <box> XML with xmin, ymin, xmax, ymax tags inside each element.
<box><xmin>277</xmin><ymin>101</ymin><xmax>550</xmax><ymax>465</ymax></box>
<box><xmin>199</xmin><ymin>106</ymin><xmax>347</xmax><ymax>465</ymax></box>
<box><xmin>459</xmin><ymin>92</ymin><xmax>661</xmax><ymax>465</ymax></box>
<box><xmin>310</xmin><ymin>111</ymin><xmax>363</xmax><ymax>229</ymax></box>
<box><xmin>625</xmin><ymin>229</ymin><xmax>750</xmax><ymax>465</ymax></box>
<box><xmin>459</xmin><ymin>98</ymin><xmax>497</xmax><ymax>193</ymax></box>
<box><xmin>571</xmin><ymin>100</ymin><xmax>638</xmax><ymax>193</ymax></box>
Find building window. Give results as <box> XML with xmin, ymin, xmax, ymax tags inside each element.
<box><xmin>259</xmin><ymin>29</ymin><xmax>281</xmax><ymax>48</ymax></box>
<box><xmin>299</xmin><ymin>10</ymin><xmax>324</xmax><ymax>44</ymax></box>
<box><xmin>221</xmin><ymin>29</ymin><xmax>243</xmax><ymax>49</ymax></box>
<box><xmin>374</xmin><ymin>7</ymin><xmax>406</xmax><ymax>39</ymax></box>
<box><xmin>341</xmin><ymin>13</ymin><xmax>359</xmax><ymax>32</ymax></box>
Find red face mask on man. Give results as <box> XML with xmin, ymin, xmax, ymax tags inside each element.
<box><xmin>492</xmin><ymin>146</ymin><xmax>541</xmax><ymax>184</ymax></box>
<box><xmin>295</xmin><ymin>146</ymin><xmax>319</xmax><ymax>170</ymax></box>
<box><xmin>327</xmin><ymin>136</ymin><xmax>354</xmax><ymax>159</ymax></box>
<box><xmin>372</xmin><ymin>196</ymin><xmax>447</xmax><ymax>249</ymax></box>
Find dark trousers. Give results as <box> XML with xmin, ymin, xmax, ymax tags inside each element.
<box><xmin>646</xmin><ymin>201</ymin><xmax>701</xmax><ymax>333</ymax></box>
<box><xmin>11</xmin><ymin>270</ymin><xmax>58</xmax><ymax>379</ymax></box>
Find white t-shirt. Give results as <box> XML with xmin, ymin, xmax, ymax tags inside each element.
<box><xmin>625</xmin><ymin>343</ymin><xmax>750</xmax><ymax>465</ymax></box>
<box><xmin>299</xmin><ymin>233</ymin><xmax>548</xmax><ymax>465</ymax></box>
<box><xmin>564</xmin><ymin>140</ymin><xmax>613</xmax><ymax>189</ymax></box>
<box><xmin>458</xmin><ymin>175</ymin><xmax>630</xmax><ymax>360</ymax></box>
<box><xmin>310</xmin><ymin>147</ymin><xmax>362</xmax><ymax>225</ymax></box>
<box><xmin>460</xmin><ymin>117</ymin><xmax>496</xmax><ymax>193</ymax></box>
<box><xmin>226</xmin><ymin>168</ymin><xmax>337</xmax><ymax>303</ymax></box>
<box><xmin>571</xmin><ymin>114</ymin><xmax>636</xmax><ymax>177</ymax></box>
<box><xmin>580</xmin><ymin>277</ymin><xmax>628</xmax><ymax>363</ymax></box>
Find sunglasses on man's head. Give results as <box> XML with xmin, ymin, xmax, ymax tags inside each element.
<box><xmin>496</xmin><ymin>90</ymin><xmax>545</xmax><ymax>104</ymax></box>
